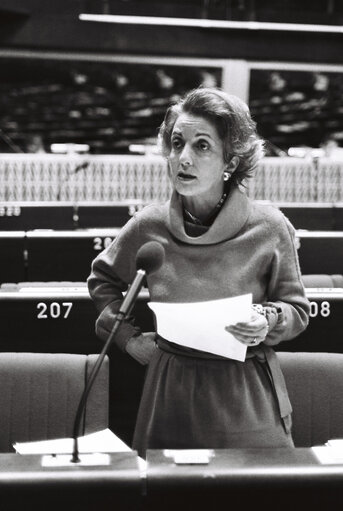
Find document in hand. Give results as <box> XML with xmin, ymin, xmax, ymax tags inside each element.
<box><xmin>148</xmin><ymin>293</ymin><xmax>252</xmax><ymax>362</ymax></box>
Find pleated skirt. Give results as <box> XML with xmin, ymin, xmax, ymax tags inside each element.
<box><xmin>132</xmin><ymin>339</ymin><xmax>294</xmax><ymax>456</ymax></box>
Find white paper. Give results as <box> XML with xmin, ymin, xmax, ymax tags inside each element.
<box><xmin>13</xmin><ymin>428</ymin><xmax>131</xmax><ymax>455</ymax></box>
<box><xmin>148</xmin><ymin>293</ymin><xmax>252</xmax><ymax>362</ymax></box>
<box><xmin>163</xmin><ymin>449</ymin><xmax>215</xmax><ymax>465</ymax></box>
<box><xmin>325</xmin><ymin>439</ymin><xmax>343</xmax><ymax>449</ymax></box>
<box><xmin>312</xmin><ymin>445</ymin><xmax>343</xmax><ymax>465</ymax></box>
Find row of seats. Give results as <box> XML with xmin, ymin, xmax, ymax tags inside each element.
<box><xmin>1</xmin><ymin>201</ymin><xmax>343</xmax><ymax>231</ymax></box>
<box><xmin>1</xmin><ymin>350</ymin><xmax>343</xmax><ymax>456</ymax></box>
<box><xmin>1</xmin><ymin>228</ymin><xmax>342</xmax><ymax>283</ymax></box>
<box><xmin>0</xmin><ymin>283</ymin><xmax>342</xmax><ymax>444</ymax></box>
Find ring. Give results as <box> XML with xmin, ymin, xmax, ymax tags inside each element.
<box><xmin>250</xmin><ymin>337</ymin><xmax>259</xmax><ymax>346</ymax></box>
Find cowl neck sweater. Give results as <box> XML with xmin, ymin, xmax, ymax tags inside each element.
<box><xmin>88</xmin><ymin>183</ymin><xmax>310</xmax><ymax>353</ymax></box>
<box><xmin>168</xmin><ymin>185</ymin><xmax>251</xmax><ymax>245</ymax></box>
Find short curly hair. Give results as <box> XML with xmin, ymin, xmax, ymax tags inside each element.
<box><xmin>158</xmin><ymin>87</ymin><xmax>265</xmax><ymax>187</ymax></box>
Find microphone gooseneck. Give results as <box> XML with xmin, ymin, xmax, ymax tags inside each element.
<box><xmin>71</xmin><ymin>241</ymin><xmax>165</xmax><ymax>463</ymax></box>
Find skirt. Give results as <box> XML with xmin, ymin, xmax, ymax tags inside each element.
<box><xmin>132</xmin><ymin>337</ymin><xmax>294</xmax><ymax>456</ymax></box>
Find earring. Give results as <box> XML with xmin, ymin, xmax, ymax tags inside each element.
<box><xmin>223</xmin><ymin>170</ymin><xmax>230</xmax><ymax>181</ymax></box>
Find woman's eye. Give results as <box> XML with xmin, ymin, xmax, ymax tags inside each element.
<box><xmin>197</xmin><ymin>140</ymin><xmax>210</xmax><ymax>151</ymax></box>
<box><xmin>171</xmin><ymin>138</ymin><xmax>183</xmax><ymax>149</ymax></box>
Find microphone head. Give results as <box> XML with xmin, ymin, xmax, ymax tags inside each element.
<box><xmin>136</xmin><ymin>241</ymin><xmax>165</xmax><ymax>274</ymax></box>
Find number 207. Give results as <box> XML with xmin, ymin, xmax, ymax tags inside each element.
<box><xmin>37</xmin><ymin>302</ymin><xmax>73</xmax><ymax>319</ymax></box>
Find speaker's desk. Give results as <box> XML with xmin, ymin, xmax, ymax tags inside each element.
<box><xmin>146</xmin><ymin>448</ymin><xmax>343</xmax><ymax>511</ymax></box>
<box><xmin>0</xmin><ymin>451</ymin><xmax>141</xmax><ymax>511</ymax></box>
<box><xmin>1</xmin><ymin>448</ymin><xmax>343</xmax><ymax>511</ymax></box>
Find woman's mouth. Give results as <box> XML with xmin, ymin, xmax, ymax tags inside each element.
<box><xmin>177</xmin><ymin>172</ymin><xmax>196</xmax><ymax>182</ymax></box>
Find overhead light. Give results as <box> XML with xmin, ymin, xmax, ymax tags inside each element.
<box><xmin>79</xmin><ymin>14</ymin><xmax>343</xmax><ymax>34</ymax></box>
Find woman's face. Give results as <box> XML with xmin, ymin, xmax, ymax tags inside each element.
<box><xmin>168</xmin><ymin>112</ymin><xmax>227</xmax><ymax>202</ymax></box>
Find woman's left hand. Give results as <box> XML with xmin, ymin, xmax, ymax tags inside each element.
<box><xmin>225</xmin><ymin>308</ymin><xmax>269</xmax><ymax>347</ymax></box>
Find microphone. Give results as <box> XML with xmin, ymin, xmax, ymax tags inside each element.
<box><xmin>56</xmin><ymin>160</ymin><xmax>90</xmax><ymax>200</ymax></box>
<box><xmin>70</xmin><ymin>240</ymin><xmax>165</xmax><ymax>464</ymax></box>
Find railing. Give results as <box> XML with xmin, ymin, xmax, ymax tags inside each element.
<box><xmin>0</xmin><ymin>154</ymin><xmax>342</xmax><ymax>203</ymax></box>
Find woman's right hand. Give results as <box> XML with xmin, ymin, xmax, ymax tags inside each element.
<box><xmin>125</xmin><ymin>332</ymin><xmax>157</xmax><ymax>365</ymax></box>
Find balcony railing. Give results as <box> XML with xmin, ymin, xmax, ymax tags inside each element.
<box><xmin>0</xmin><ymin>154</ymin><xmax>342</xmax><ymax>203</ymax></box>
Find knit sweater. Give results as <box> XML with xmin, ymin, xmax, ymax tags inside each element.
<box><xmin>88</xmin><ymin>186</ymin><xmax>310</xmax><ymax>352</ymax></box>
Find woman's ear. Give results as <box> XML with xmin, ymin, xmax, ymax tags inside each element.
<box><xmin>227</xmin><ymin>156</ymin><xmax>240</xmax><ymax>172</ymax></box>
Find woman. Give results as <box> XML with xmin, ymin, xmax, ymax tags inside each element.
<box><xmin>88</xmin><ymin>87</ymin><xmax>310</xmax><ymax>455</ymax></box>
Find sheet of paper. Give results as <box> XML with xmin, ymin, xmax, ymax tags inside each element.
<box><xmin>13</xmin><ymin>428</ymin><xmax>131</xmax><ymax>455</ymax></box>
<box><xmin>148</xmin><ymin>293</ymin><xmax>252</xmax><ymax>362</ymax></box>
<box><xmin>312</xmin><ymin>445</ymin><xmax>343</xmax><ymax>465</ymax></box>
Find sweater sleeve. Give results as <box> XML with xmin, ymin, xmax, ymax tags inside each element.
<box><xmin>87</xmin><ymin>216</ymin><xmax>143</xmax><ymax>352</ymax></box>
<box><xmin>263</xmin><ymin>215</ymin><xmax>310</xmax><ymax>346</ymax></box>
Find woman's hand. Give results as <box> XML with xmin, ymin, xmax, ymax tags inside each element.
<box><xmin>225</xmin><ymin>308</ymin><xmax>269</xmax><ymax>347</ymax></box>
<box><xmin>125</xmin><ymin>332</ymin><xmax>157</xmax><ymax>365</ymax></box>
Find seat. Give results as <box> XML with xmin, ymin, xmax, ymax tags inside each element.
<box><xmin>277</xmin><ymin>352</ymin><xmax>343</xmax><ymax>447</ymax></box>
<box><xmin>302</xmin><ymin>274</ymin><xmax>343</xmax><ymax>288</ymax></box>
<box><xmin>0</xmin><ymin>352</ymin><xmax>109</xmax><ymax>452</ymax></box>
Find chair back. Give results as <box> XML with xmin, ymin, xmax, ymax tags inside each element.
<box><xmin>302</xmin><ymin>274</ymin><xmax>343</xmax><ymax>287</ymax></box>
<box><xmin>277</xmin><ymin>352</ymin><xmax>343</xmax><ymax>447</ymax></box>
<box><xmin>0</xmin><ymin>353</ymin><xmax>109</xmax><ymax>452</ymax></box>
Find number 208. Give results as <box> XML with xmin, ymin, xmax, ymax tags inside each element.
<box><xmin>309</xmin><ymin>301</ymin><xmax>330</xmax><ymax>318</ymax></box>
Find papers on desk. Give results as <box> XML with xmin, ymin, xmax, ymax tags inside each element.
<box><xmin>13</xmin><ymin>428</ymin><xmax>131</xmax><ymax>455</ymax></box>
<box><xmin>312</xmin><ymin>439</ymin><xmax>343</xmax><ymax>464</ymax></box>
<box><xmin>148</xmin><ymin>293</ymin><xmax>252</xmax><ymax>362</ymax></box>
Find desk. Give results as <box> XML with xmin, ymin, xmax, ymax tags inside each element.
<box><xmin>0</xmin><ymin>449</ymin><xmax>342</xmax><ymax>511</ymax></box>
<box><xmin>0</xmin><ymin>452</ymin><xmax>141</xmax><ymax>511</ymax></box>
<box><xmin>0</xmin><ymin>202</ymin><xmax>76</xmax><ymax>230</ymax></box>
<box><xmin>0</xmin><ymin>231</ymin><xmax>26</xmax><ymax>283</ymax></box>
<box><xmin>0</xmin><ymin>227</ymin><xmax>341</xmax><ymax>283</ymax></box>
<box><xmin>76</xmin><ymin>201</ymin><xmax>145</xmax><ymax>228</ymax></box>
<box><xmin>0</xmin><ymin>201</ymin><xmax>145</xmax><ymax>230</ymax></box>
<box><xmin>146</xmin><ymin>448</ymin><xmax>343</xmax><ymax>511</ymax></box>
<box><xmin>26</xmin><ymin>228</ymin><xmax>121</xmax><ymax>281</ymax></box>
<box><xmin>276</xmin><ymin>289</ymin><xmax>343</xmax><ymax>353</ymax></box>
<box><xmin>296</xmin><ymin>231</ymin><xmax>343</xmax><ymax>274</ymax></box>
<box><xmin>277</xmin><ymin>202</ymin><xmax>343</xmax><ymax>230</ymax></box>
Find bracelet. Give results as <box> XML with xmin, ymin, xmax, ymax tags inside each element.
<box><xmin>252</xmin><ymin>303</ymin><xmax>267</xmax><ymax>317</ymax></box>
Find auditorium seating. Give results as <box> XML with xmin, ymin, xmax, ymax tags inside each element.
<box><xmin>0</xmin><ymin>284</ymin><xmax>342</xmax><ymax>444</ymax></box>
<box><xmin>278</xmin><ymin>352</ymin><xmax>343</xmax><ymax>448</ymax></box>
<box><xmin>1</xmin><ymin>227</ymin><xmax>342</xmax><ymax>283</ymax></box>
<box><xmin>1</xmin><ymin>200</ymin><xmax>343</xmax><ymax>231</ymax></box>
<box><xmin>0</xmin><ymin>352</ymin><xmax>109</xmax><ymax>452</ymax></box>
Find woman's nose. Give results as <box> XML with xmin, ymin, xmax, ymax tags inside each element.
<box><xmin>179</xmin><ymin>145</ymin><xmax>193</xmax><ymax>168</ymax></box>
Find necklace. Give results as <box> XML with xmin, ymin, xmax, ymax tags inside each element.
<box><xmin>183</xmin><ymin>190</ymin><xmax>228</xmax><ymax>226</ymax></box>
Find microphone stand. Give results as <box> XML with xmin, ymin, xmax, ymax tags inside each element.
<box><xmin>71</xmin><ymin>311</ymin><xmax>125</xmax><ymax>463</ymax></box>
<box><xmin>71</xmin><ymin>268</ymin><xmax>146</xmax><ymax>464</ymax></box>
